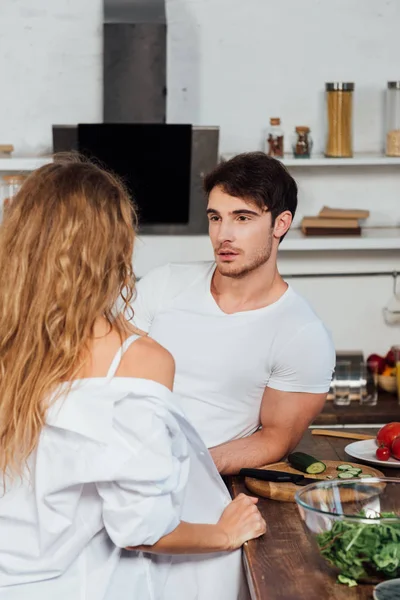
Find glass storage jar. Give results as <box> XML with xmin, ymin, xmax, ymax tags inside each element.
<box><xmin>325</xmin><ymin>82</ymin><xmax>354</xmax><ymax>158</ymax></box>
<box><xmin>292</xmin><ymin>126</ymin><xmax>313</xmax><ymax>158</ymax></box>
<box><xmin>386</xmin><ymin>81</ymin><xmax>400</xmax><ymax>157</ymax></box>
<box><xmin>265</xmin><ymin>117</ymin><xmax>284</xmax><ymax>158</ymax></box>
<box><xmin>1</xmin><ymin>174</ymin><xmax>26</xmax><ymax>221</ymax></box>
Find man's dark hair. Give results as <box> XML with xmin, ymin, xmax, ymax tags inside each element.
<box><xmin>204</xmin><ymin>152</ymin><xmax>298</xmax><ymax>238</ymax></box>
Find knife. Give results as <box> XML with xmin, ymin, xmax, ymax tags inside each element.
<box><xmin>239</xmin><ymin>468</ymin><xmax>317</xmax><ymax>486</ymax></box>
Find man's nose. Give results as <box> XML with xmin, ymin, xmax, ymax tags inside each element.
<box><xmin>216</xmin><ymin>220</ymin><xmax>235</xmax><ymax>244</ymax></box>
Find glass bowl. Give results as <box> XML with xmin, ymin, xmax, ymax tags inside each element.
<box><xmin>295</xmin><ymin>478</ymin><xmax>400</xmax><ymax>585</ymax></box>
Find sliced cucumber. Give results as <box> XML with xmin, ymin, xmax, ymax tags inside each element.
<box><xmin>346</xmin><ymin>468</ymin><xmax>362</xmax><ymax>476</ymax></box>
<box><xmin>288</xmin><ymin>452</ymin><xmax>326</xmax><ymax>474</ymax></box>
<box><xmin>358</xmin><ymin>473</ymin><xmax>373</xmax><ymax>478</ymax></box>
<box><xmin>337</xmin><ymin>464</ymin><xmax>355</xmax><ymax>471</ymax></box>
<box><xmin>338</xmin><ymin>472</ymin><xmax>356</xmax><ymax>479</ymax></box>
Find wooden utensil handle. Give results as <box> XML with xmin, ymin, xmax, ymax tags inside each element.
<box><xmin>311</xmin><ymin>429</ymin><xmax>375</xmax><ymax>440</ymax></box>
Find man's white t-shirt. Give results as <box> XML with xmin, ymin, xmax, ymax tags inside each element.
<box><xmin>132</xmin><ymin>262</ymin><xmax>335</xmax><ymax>448</ymax></box>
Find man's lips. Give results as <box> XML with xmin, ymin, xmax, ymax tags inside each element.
<box><xmin>216</xmin><ymin>249</ymin><xmax>240</xmax><ymax>261</ymax></box>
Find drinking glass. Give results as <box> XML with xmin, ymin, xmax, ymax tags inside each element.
<box><xmin>333</xmin><ymin>360</ymin><xmax>351</xmax><ymax>406</ymax></box>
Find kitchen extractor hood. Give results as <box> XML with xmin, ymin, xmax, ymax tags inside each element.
<box><xmin>103</xmin><ymin>0</ymin><xmax>166</xmax><ymax>122</ymax></box>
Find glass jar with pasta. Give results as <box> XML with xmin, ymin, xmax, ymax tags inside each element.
<box><xmin>325</xmin><ymin>82</ymin><xmax>354</xmax><ymax>158</ymax></box>
<box><xmin>386</xmin><ymin>82</ymin><xmax>400</xmax><ymax>157</ymax></box>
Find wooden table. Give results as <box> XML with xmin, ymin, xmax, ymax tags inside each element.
<box><xmin>314</xmin><ymin>394</ymin><xmax>400</xmax><ymax>426</ymax></box>
<box><xmin>229</xmin><ymin>428</ymin><xmax>400</xmax><ymax>600</ymax></box>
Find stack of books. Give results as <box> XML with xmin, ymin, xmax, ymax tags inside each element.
<box><xmin>301</xmin><ymin>206</ymin><xmax>370</xmax><ymax>236</ymax></box>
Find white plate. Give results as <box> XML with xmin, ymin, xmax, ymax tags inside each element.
<box><xmin>345</xmin><ymin>439</ymin><xmax>400</xmax><ymax>468</ymax></box>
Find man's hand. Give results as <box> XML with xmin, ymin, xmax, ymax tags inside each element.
<box><xmin>209</xmin><ymin>387</ymin><xmax>326</xmax><ymax>475</ymax></box>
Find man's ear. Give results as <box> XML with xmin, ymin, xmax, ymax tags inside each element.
<box><xmin>273</xmin><ymin>210</ymin><xmax>293</xmax><ymax>240</ymax></box>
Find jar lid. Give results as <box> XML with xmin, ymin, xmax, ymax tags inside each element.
<box><xmin>270</xmin><ymin>117</ymin><xmax>281</xmax><ymax>125</ymax></box>
<box><xmin>325</xmin><ymin>82</ymin><xmax>354</xmax><ymax>91</ymax></box>
<box><xmin>295</xmin><ymin>126</ymin><xmax>310</xmax><ymax>133</ymax></box>
<box><xmin>388</xmin><ymin>81</ymin><xmax>400</xmax><ymax>90</ymax></box>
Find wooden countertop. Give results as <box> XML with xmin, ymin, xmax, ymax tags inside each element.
<box><xmin>229</xmin><ymin>428</ymin><xmax>400</xmax><ymax>600</ymax></box>
<box><xmin>314</xmin><ymin>394</ymin><xmax>400</xmax><ymax>426</ymax></box>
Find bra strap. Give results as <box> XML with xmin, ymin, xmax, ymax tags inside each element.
<box><xmin>106</xmin><ymin>334</ymin><xmax>141</xmax><ymax>380</ymax></box>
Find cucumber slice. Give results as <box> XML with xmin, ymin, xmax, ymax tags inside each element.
<box><xmin>337</xmin><ymin>464</ymin><xmax>355</xmax><ymax>471</ymax></box>
<box><xmin>338</xmin><ymin>472</ymin><xmax>356</xmax><ymax>479</ymax></box>
<box><xmin>358</xmin><ymin>473</ymin><xmax>373</xmax><ymax>478</ymax></box>
<box><xmin>288</xmin><ymin>452</ymin><xmax>326</xmax><ymax>474</ymax></box>
<box><xmin>346</xmin><ymin>468</ymin><xmax>362</xmax><ymax>475</ymax></box>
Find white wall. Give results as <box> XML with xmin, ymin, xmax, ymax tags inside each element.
<box><xmin>168</xmin><ymin>0</ymin><xmax>400</xmax><ymax>153</ymax></box>
<box><xmin>167</xmin><ymin>0</ymin><xmax>400</xmax><ymax>227</ymax></box>
<box><xmin>1</xmin><ymin>0</ymin><xmax>400</xmax><ymax>357</ymax></box>
<box><xmin>0</xmin><ymin>0</ymin><xmax>102</xmax><ymax>154</ymax></box>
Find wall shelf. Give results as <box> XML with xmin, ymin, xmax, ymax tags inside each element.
<box><xmin>2</xmin><ymin>154</ymin><xmax>399</xmax><ymax>172</ymax></box>
<box><xmin>222</xmin><ymin>153</ymin><xmax>400</xmax><ymax>167</ymax></box>
<box><xmin>1</xmin><ymin>158</ymin><xmax>399</xmax><ymax>252</ymax></box>
<box><xmin>0</xmin><ymin>157</ymin><xmax>53</xmax><ymax>171</ymax></box>
<box><xmin>282</xmin><ymin>227</ymin><xmax>400</xmax><ymax>251</ymax></box>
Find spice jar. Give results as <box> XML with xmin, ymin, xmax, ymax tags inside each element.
<box><xmin>386</xmin><ymin>82</ymin><xmax>400</xmax><ymax>157</ymax></box>
<box><xmin>325</xmin><ymin>82</ymin><xmax>354</xmax><ymax>158</ymax></box>
<box><xmin>265</xmin><ymin>118</ymin><xmax>284</xmax><ymax>158</ymax></box>
<box><xmin>292</xmin><ymin>126</ymin><xmax>313</xmax><ymax>158</ymax></box>
<box><xmin>1</xmin><ymin>174</ymin><xmax>26</xmax><ymax>221</ymax></box>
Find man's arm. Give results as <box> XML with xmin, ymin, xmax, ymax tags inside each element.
<box><xmin>209</xmin><ymin>320</ymin><xmax>335</xmax><ymax>475</ymax></box>
<box><xmin>209</xmin><ymin>388</ymin><xmax>326</xmax><ymax>475</ymax></box>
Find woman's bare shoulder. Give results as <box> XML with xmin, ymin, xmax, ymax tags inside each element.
<box><xmin>116</xmin><ymin>332</ymin><xmax>175</xmax><ymax>391</ymax></box>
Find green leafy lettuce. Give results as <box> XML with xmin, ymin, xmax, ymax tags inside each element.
<box><xmin>316</xmin><ymin>511</ymin><xmax>400</xmax><ymax>587</ymax></box>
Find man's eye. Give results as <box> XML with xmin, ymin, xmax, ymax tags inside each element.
<box><xmin>237</xmin><ymin>215</ymin><xmax>249</xmax><ymax>221</ymax></box>
<box><xmin>209</xmin><ymin>215</ymin><xmax>219</xmax><ymax>221</ymax></box>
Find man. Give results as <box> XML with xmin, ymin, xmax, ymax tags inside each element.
<box><xmin>132</xmin><ymin>152</ymin><xmax>335</xmax><ymax>475</ymax></box>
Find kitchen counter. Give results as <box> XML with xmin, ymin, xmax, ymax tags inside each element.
<box><xmin>229</xmin><ymin>428</ymin><xmax>400</xmax><ymax>600</ymax></box>
<box><xmin>314</xmin><ymin>394</ymin><xmax>400</xmax><ymax>426</ymax></box>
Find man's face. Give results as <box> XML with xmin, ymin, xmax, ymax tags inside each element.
<box><xmin>207</xmin><ymin>186</ymin><xmax>274</xmax><ymax>278</ymax></box>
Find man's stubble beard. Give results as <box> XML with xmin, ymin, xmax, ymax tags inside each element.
<box><xmin>216</xmin><ymin>233</ymin><xmax>273</xmax><ymax>279</ymax></box>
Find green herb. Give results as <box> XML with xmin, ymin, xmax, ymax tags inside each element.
<box><xmin>337</xmin><ymin>574</ymin><xmax>357</xmax><ymax>587</ymax></box>
<box><xmin>316</xmin><ymin>511</ymin><xmax>400</xmax><ymax>586</ymax></box>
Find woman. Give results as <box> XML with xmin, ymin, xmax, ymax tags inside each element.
<box><xmin>0</xmin><ymin>156</ymin><xmax>265</xmax><ymax>600</ymax></box>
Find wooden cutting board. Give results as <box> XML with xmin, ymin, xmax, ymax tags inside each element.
<box><xmin>244</xmin><ymin>460</ymin><xmax>385</xmax><ymax>503</ymax></box>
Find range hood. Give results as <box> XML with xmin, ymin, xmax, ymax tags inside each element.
<box><xmin>103</xmin><ymin>0</ymin><xmax>166</xmax><ymax>122</ymax></box>
<box><xmin>53</xmin><ymin>0</ymin><xmax>220</xmax><ymax>236</ymax></box>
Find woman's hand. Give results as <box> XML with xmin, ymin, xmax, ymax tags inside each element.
<box><xmin>217</xmin><ymin>493</ymin><xmax>266</xmax><ymax>550</ymax></box>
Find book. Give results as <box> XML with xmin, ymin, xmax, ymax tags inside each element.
<box><xmin>319</xmin><ymin>206</ymin><xmax>370</xmax><ymax>220</ymax></box>
<box><xmin>301</xmin><ymin>217</ymin><xmax>361</xmax><ymax>237</ymax></box>
<box><xmin>302</xmin><ymin>227</ymin><xmax>361</xmax><ymax>237</ymax></box>
<box><xmin>301</xmin><ymin>217</ymin><xmax>360</xmax><ymax>229</ymax></box>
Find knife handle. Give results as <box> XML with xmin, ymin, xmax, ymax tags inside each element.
<box><xmin>239</xmin><ymin>468</ymin><xmax>303</xmax><ymax>483</ymax></box>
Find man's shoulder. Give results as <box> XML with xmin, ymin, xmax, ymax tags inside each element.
<box><xmin>139</xmin><ymin>260</ymin><xmax>213</xmax><ymax>282</ymax></box>
<box><xmin>277</xmin><ymin>286</ymin><xmax>332</xmax><ymax>341</ymax></box>
<box><xmin>166</xmin><ymin>261</ymin><xmax>215</xmax><ymax>281</ymax></box>
<box><xmin>138</xmin><ymin>261</ymin><xmax>214</xmax><ymax>303</ymax></box>
<box><xmin>270</xmin><ymin>287</ymin><xmax>335</xmax><ymax>375</ymax></box>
